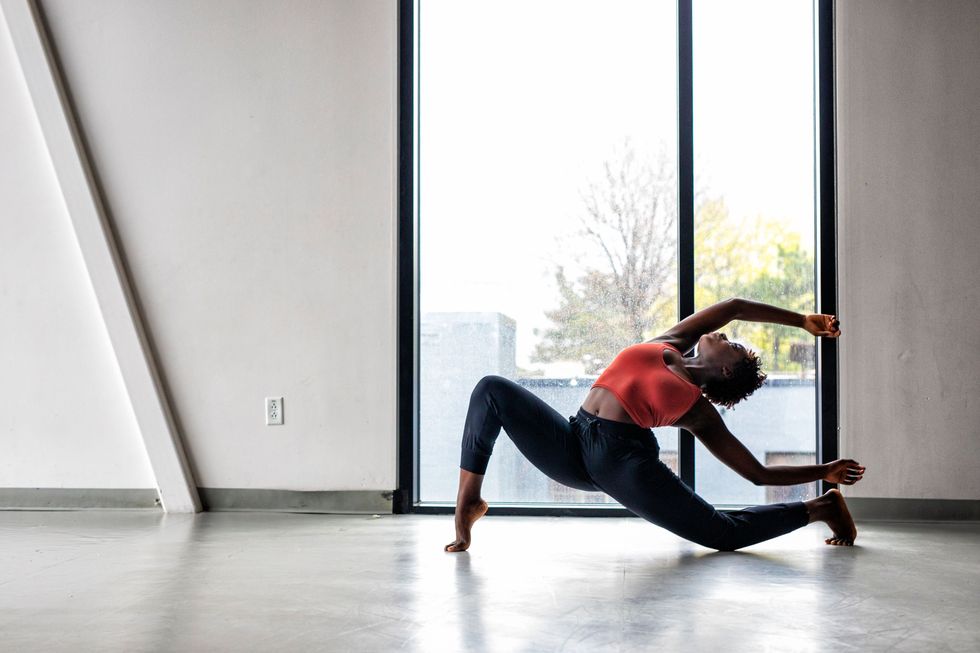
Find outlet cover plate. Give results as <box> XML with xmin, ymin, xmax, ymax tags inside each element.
<box><xmin>266</xmin><ymin>397</ymin><xmax>284</xmax><ymax>425</ymax></box>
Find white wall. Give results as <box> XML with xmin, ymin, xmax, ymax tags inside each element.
<box><xmin>837</xmin><ymin>0</ymin><xmax>980</xmax><ymax>500</ymax></box>
<box><xmin>0</xmin><ymin>0</ymin><xmax>397</xmax><ymax>492</ymax></box>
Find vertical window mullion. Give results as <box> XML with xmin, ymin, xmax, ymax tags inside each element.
<box><xmin>395</xmin><ymin>0</ymin><xmax>416</xmax><ymax>513</ymax></box>
<box><xmin>677</xmin><ymin>0</ymin><xmax>696</xmax><ymax>490</ymax></box>
<box><xmin>816</xmin><ymin>0</ymin><xmax>839</xmax><ymax>491</ymax></box>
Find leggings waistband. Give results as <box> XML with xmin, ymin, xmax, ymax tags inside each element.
<box><xmin>574</xmin><ymin>406</ymin><xmax>653</xmax><ymax>440</ymax></box>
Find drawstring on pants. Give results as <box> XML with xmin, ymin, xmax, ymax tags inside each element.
<box><xmin>570</xmin><ymin>413</ymin><xmax>601</xmax><ymax>439</ymax></box>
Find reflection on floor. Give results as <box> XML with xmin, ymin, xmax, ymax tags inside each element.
<box><xmin>1</xmin><ymin>510</ymin><xmax>977</xmax><ymax>652</ymax></box>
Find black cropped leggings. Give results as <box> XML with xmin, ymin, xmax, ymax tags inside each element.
<box><xmin>459</xmin><ymin>375</ymin><xmax>810</xmax><ymax>552</ymax></box>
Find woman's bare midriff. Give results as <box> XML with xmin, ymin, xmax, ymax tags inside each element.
<box><xmin>580</xmin><ymin>387</ymin><xmax>638</xmax><ymax>425</ymax></box>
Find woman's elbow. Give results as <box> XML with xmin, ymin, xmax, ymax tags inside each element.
<box><xmin>727</xmin><ymin>297</ymin><xmax>745</xmax><ymax>318</ymax></box>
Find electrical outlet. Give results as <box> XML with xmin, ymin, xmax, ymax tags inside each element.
<box><xmin>265</xmin><ymin>397</ymin><xmax>284</xmax><ymax>425</ymax></box>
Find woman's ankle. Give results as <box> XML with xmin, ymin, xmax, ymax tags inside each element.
<box><xmin>803</xmin><ymin>496</ymin><xmax>828</xmax><ymax>524</ymax></box>
<box><xmin>455</xmin><ymin>468</ymin><xmax>485</xmax><ymax>505</ymax></box>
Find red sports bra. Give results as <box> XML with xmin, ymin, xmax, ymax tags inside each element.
<box><xmin>591</xmin><ymin>342</ymin><xmax>702</xmax><ymax>428</ymax></box>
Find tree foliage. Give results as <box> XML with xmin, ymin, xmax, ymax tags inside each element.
<box><xmin>531</xmin><ymin>140</ymin><xmax>677</xmax><ymax>375</ymax></box>
<box><xmin>696</xmin><ymin>198</ymin><xmax>815</xmax><ymax>373</ymax></box>
<box><xmin>532</xmin><ymin>141</ymin><xmax>815</xmax><ymax>376</ymax></box>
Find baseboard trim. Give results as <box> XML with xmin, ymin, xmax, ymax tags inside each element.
<box><xmin>197</xmin><ymin>488</ymin><xmax>394</xmax><ymax>514</ymax></box>
<box><xmin>0</xmin><ymin>488</ymin><xmax>160</xmax><ymax>509</ymax></box>
<box><xmin>0</xmin><ymin>488</ymin><xmax>393</xmax><ymax>513</ymax></box>
<box><xmin>2</xmin><ymin>489</ymin><xmax>975</xmax><ymax>520</ymax></box>
<box><xmin>845</xmin><ymin>497</ymin><xmax>980</xmax><ymax>522</ymax></box>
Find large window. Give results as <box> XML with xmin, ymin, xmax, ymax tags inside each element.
<box><xmin>404</xmin><ymin>0</ymin><xmax>831</xmax><ymax>509</ymax></box>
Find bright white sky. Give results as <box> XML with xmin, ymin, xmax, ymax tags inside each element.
<box><xmin>419</xmin><ymin>0</ymin><xmax>815</xmax><ymax>374</ymax></box>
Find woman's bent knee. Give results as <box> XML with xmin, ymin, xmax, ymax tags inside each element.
<box><xmin>472</xmin><ymin>374</ymin><xmax>508</xmax><ymax>398</ymax></box>
<box><xmin>711</xmin><ymin>541</ymin><xmax>740</xmax><ymax>552</ymax></box>
<box><xmin>689</xmin><ymin>523</ymin><xmax>740</xmax><ymax>552</ymax></box>
<box><xmin>706</xmin><ymin>528</ymin><xmax>747</xmax><ymax>552</ymax></box>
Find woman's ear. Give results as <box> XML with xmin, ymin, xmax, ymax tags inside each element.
<box><xmin>721</xmin><ymin>365</ymin><xmax>734</xmax><ymax>379</ymax></box>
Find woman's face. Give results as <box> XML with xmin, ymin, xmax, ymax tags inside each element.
<box><xmin>697</xmin><ymin>332</ymin><xmax>750</xmax><ymax>378</ymax></box>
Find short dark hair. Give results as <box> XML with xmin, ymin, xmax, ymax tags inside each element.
<box><xmin>701</xmin><ymin>350</ymin><xmax>767</xmax><ymax>409</ymax></box>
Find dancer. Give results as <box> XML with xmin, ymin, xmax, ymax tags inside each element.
<box><xmin>445</xmin><ymin>297</ymin><xmax>864</xmax><ymax>553</ymax></box>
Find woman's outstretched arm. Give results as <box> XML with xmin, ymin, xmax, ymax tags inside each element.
<box><xmin>738</xmin><ymin>299</ymin><xmax>841</xmax><ymax>338</ymax></box>
<box><xmin>682</xmin><ymin>397</ymin><xmax>864</xmax><ymax>487</ymax></box>
<box><xmin>737</xmin><ymin>298</ymin><xmax>805</xmax><ymax>327</ymax></box>
<box><xmin>647</xmin><ymin>298</ymin><xmax>840</xmax><ymax>353</ymax></box>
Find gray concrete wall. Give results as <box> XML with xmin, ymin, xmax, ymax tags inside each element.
<box><xmin>837</xmin><ymin>0</ymin><xmax>980</xmax><ymax>500</ymax></box>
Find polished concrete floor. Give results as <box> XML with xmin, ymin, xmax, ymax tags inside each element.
<box><xmin>1</xmin><ymin>510</ymin><xmax>978</xmax><ymax>652</ymax></box>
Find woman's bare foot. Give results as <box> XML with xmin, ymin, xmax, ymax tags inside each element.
<box><xmin>809</xmin><ymin>488</ymin><xmax>857</xmax><ymax>545</ymax></box>
<box><xmin>444</xmin><ymin>468</ymin><xmax>489</xmax><ymax>552</ymax></box>
<box><xmin>444</xmin><ymin>498</ymin><xmax>488</xmax><ymax>552</ymax></box>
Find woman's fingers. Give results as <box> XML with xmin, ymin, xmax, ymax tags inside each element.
<box><xmin>838</xmin><ymin>460</ymin><xmax>865</xmax><ymax>484</ymax></box>
<box><xmin>844</xmin><ymin>467</ymin><xmax>865</xmax><ymax>483</ymax></box>
<box><xmin>829</xmin><ymin>316</ymin><xmax>841</xmax><ymax>336</ymax></box>
<box><xmin>807</xmin><ymin>314</ymin><xmax>841</xmax><ymax>337</ymax></box>
<box><xmin>818</xmin><ymin>315</ymin><xmax>841</xmax><ymax>337</ymax></box>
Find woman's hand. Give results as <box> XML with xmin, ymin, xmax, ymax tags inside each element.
<box><xmin>823</xmin><ymin>459</ymin><xmax>865</xmax><ymax>485</ymax></box>
<box><xmin>803</xmin><ymin>313</ymin><xmax>841</xmax><ymax>338</ymax></box>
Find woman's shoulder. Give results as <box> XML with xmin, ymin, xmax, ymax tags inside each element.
<box><xmin>642</xmin><ymin>336</ymin><xmax>685</xmax><ymax>352</ymax></box>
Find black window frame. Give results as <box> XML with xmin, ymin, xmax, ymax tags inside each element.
<box><xmin>395</xmin><ymin>0</ymin><xmax>837</xmax><ymax>515</ymax></box>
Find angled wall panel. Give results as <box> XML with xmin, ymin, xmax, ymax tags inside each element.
<box><xmin>0</xmin><ymin>5</ymin><xmax>154</xmax><ymax>492</ymax></box>
<box><xmin>2</xmin><ymin>0</ymin><xmax>200</xmax><ymax>511</ymax></box>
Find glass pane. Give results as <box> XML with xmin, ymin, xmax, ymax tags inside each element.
<box><xmin>693</xmin><ymin>0</ymin><xmax>818</xmax><ymax>505</ymax></box>
<box><xmin>419</xmin><ymin>0</ymin><xmax>678</xmax><ymax>504</ymax></box>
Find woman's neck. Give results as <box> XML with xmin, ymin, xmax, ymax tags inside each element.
<box><xmin>679</xmin><ymin>353</ymin><xmax>712</xmax><ymax>388</ymax></box>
